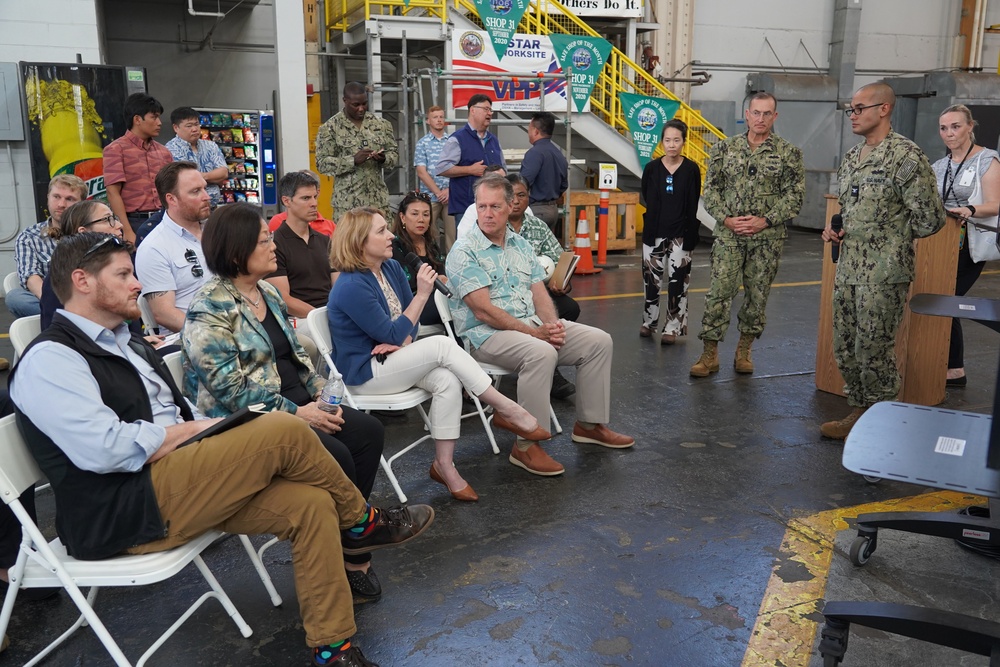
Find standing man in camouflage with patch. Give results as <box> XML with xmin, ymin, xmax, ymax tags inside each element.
<box><xmin>315</xmin><ymin>82</ymin><xmax>398</xmax><ymax>221</ymax></box>
<box><xmin>820</xmin><ymin>82</ymin><xmax>945</xmax><ymax>440</ymax></box>
<box><xmin>690</xmin><ymin>92</ymin><xmax>805</xmax><ymax>377</ymax></box>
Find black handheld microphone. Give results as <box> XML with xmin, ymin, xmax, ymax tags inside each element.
<box><xmin>830</xmin><ymin>214</ymin><xmax>843</xmax><ymax>264</ymax></box>
<box><xmin>403</xmin><ymin>252</ymin><xmax>453</xmax><ymax>297</ymax></box>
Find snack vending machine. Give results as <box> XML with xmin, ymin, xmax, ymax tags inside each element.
<box><xmin>195</xmin><ymin>108</ymin><xmax>278</xmax><ymax>208</ymax></box>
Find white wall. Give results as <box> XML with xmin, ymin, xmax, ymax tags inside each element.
<box><xmin>690</xmin><ymin>0</ymin><xmax>962</xmax><ymax>121</ymax></box>
<box><xmin>0</xmin><ymin>0</ymin><xmax>103</xmax><ymax>272</ymax></box>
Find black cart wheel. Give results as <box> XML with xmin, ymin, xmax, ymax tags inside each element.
<box><xmin>862</xmin><ymin>475</ymin><xmax>881</xmax><ymax>484</ymax></box>
<box><xmin>849</xmin><ymin>535</ymin><xmax>874</xmax><ymax>566</ymax></box>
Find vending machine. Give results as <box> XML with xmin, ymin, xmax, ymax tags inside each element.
<box><xmin>195</xmin><ymin>108</ymin><xmax>278</xmax><ymax>208</ymax></box>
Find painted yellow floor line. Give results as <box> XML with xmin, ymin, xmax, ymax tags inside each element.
<box><xmin>741</xmin><ymin>490</ymin><xmax>984</xmax><ymax>666</ymax></box>
<box><xmin>575</xmin><ymin>279</ymin><xmax>823</xmax><ymax>302</ymax></box>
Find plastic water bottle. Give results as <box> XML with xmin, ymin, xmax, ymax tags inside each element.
<box><xmin>318</xmin><ymin>370</ymin><xmax>344</xmax><ymax>413</ymax></box>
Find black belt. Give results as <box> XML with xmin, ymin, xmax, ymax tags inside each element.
<box><xmin>128</xmin><ymin>210</ymin><xmax>159</xmax><ymax>219</ymax></box>
<box><xmin>532</xmin><ymin>199</ymin><xmax>558</xmax><ymax>205</ymax></box>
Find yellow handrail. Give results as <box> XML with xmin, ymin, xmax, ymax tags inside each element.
<box><xmin>454</xmin><ymin>0</ymin><xmax>725</xmax><ymax>169</ymax></box>
<box><xmin>326</xmin><ymin>0</ymin><xmax>448</xmax><ymax>35</ymax></box>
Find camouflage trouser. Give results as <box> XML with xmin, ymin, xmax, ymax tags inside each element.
<box><xmin>641</xmin><ymin>236</ymin><xmax>692</xmax><ymax>335</ymax></box>
<box><xmin>698</xmin><ymin>238</ymin><xmax>783</xmax><ymax>342</ymax></box>
<box><xmin>832</xmin><ymin>282</ymin><xmax>908</xmax><ymax>408</ymax></box>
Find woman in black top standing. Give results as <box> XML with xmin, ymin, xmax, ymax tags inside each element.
<box><xmin>639</xmin><ymin>119</ymin><xmax>702</xmax><ymax>345</ymax></box>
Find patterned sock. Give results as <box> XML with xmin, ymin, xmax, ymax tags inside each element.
<box><xmin>314</xmin><ymin>639</ymin><xmax>351</xmax><ymax>665</ymax></box>
<box><xmin>348</xmin><ymin>504</ymin><xmax>379</xmax><ymax>537</ymax></box>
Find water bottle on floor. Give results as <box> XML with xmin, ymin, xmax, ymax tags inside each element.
<box><xmin>319</xmin><ymin>370</ymin><xmax>344</xmax><ymax>413</ymax></box>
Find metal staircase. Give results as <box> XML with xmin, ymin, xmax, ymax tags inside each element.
<box><xmin>452</xmin><ymin>0</ymin><xmax>725</xmax><ymax>177</ymax></box>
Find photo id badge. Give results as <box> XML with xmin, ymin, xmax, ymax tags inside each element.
<box><xmin>959</xmin><ymin>168</ymin><xmax>975</xmax><ymax>188</ymax></box>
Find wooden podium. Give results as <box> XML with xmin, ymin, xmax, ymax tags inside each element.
<box><xmin>815</xmin><ymin>195</ymin><xmax>959</xmax><ymax>406</ymax></box>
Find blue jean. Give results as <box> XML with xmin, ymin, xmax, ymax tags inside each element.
<box><xmin>5</xmin><ymin>287</ymin><xmax>41</xmax><ymax>318</ymax></box>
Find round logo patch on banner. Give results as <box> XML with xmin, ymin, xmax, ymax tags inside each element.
<box><xmin>490</xmin><ymin>0</ymin><xmax>512</xmax><ymax>15</ymax></box>
<box><xmin>460</xmin><ymin>31</ymin><xmax>485</xmax><ymax>59</ymax></box>
<box><xmin>571</xmin><ymin>47</ymin><xmax>592</xmax><ymax>72</ymax></box>
<box><xmin>637</xmin><ymin>107</ymin><xmax>659</xmax><ymax>130</ymax></box>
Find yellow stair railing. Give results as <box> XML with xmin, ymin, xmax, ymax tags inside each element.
<box><xmin>454</xmin><ymin>0</ymin><xmax>725</xmax><ymax>170</ymax></box>
<box><xmin>325</xmin><ymin>0</ymin><xmax>447</xmax><ymax>35</ymax></box>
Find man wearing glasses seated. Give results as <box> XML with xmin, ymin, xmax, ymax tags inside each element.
<box><xmin>436</xmin><ymin>94</ymin><xmax>507</xmax><ymax>224</ymax></box>
<box><xmin>135</xmin><ymin>162</ymin><xmax>213</xmax><ymax>335</ymax></box>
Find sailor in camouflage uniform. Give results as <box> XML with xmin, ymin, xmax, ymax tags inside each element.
<box><xmin>315</xmin><ymin>82</ymin><xmax>398</xmax><ymax>221</ymax></box>
<box><xmin>690</xmin><ymin>92</ymin><xmax>805</xmax><ymax>378</ymax></box>
<box><xmin>820</xmin><ymin>82</ymin><xmax>945</xmax><ymax>439</ymax></box>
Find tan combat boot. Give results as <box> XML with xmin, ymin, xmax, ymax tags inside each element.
<box><xmin>734</xmin><ymin>335</ymin><xmax>754</xmax><ymax>374</ymax></box>
<box><xmin>690</xmin><ymin>340</ymin><xmax>720</xmax><ymax>377</ymax></box>
<box><xmin>820</xmin><ymin>407</ymin><xmax>868</xmax><ymax>440</ymax></box>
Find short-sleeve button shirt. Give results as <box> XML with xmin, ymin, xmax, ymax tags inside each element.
<box><xmin>166</xmin><ymin>137</ymin><xmax>228</xmax><ymax>207</ymax></box>
<box><xmin>445</xmin><ymin>223</ymin><xmax>545</xmax><ymax>349</ymax></box>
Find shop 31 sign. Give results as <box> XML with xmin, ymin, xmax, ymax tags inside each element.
<box><xmin>536</xmin><ymin>0</ymin><xmax>642</xmax><ymax>18</ymax></box>
<box><xmin>473</xmin><ymin>0</ymin><xmax>532</xmax><ymax>60</ymax></box>
<box><xmin>620</xmin><ymin>92</ymin><xmax>681</xmax><ymax>169</ymax></box>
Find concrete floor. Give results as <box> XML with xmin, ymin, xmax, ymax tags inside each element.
<box><xmin>2</xmin><ymin>228</ymin><xmax>999</xmax><ymax>666</ymax></box>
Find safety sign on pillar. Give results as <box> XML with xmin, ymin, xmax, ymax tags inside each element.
<box><xmin>596</xmin><ymin>163</ymin><xmax>618</xmax><ymax>268</ymax></box>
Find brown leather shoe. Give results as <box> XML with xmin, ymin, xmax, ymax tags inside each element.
<box><xmin>429</xmin><ymin>462</ymin><xmax>479</xmax><ymax>502</ymax></box>
<box><xmin>661</xmin><ymin>333</ymin><xmax>676</xmax><ymax>345</ymax></box>
<box><xmin>492</xmin><ymin>412</ymin><xmax>551</xmax><ymax>441</ymax></box>
<box><xmin>509</xmin><ymin>443</ymin><xmax>565</xmax><ymax>476</ymax></box>
<box><xmin>639</xmin><ymin>325</ymin><xmax>652</xmax><ymax>338</ymax></box>
<box><xmin>341</xmin><ymin>504</ymin><xmax>435</xmax><ymax>555</ymax></box>
<box><xmin>571</xmin><ymin>423</ymin><xmax>635</xmax><ymax>449</ymax></box>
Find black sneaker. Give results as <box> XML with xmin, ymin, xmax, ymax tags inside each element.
<box><xmin>341</xmin><ymin>505</ymin><xmax>434</xmax><ymax>555</ymax></box>
<box><xmin>550</xmin><ymin>370</ymin><xmax>576</xmax><ymax>400</ymax></box>
<box><xmin>313</xmin><ymin>645</ymin><xmax>379</xmax><ymax>666</ymax></box>
<box><xmin>346</xmin><ymin>565</ymin><xmax>382</xmax><ymax>603</ymax></box>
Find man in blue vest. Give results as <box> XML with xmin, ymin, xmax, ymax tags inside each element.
<box><xmin>435</xmin><ymin>94</ymin><xmax>507</xmax><ymax>219</ymax></box>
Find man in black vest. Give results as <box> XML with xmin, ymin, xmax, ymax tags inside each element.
<box><xmin>8</xmin><ymin>232</ymin><xmax>434</xmax><ymax>667</ymax></box>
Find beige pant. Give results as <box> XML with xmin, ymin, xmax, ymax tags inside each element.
<box><xmin>432</xmin><ymin>201</ymin><xmax>456</xmax><ymax>252</ymax></box>
<box><xmin>471</xmin><ymin>320</ymin><xmax>612</xmax><ymax>430</ymax></box>
<box><xmin>129</xmin><ymin>411</ymin><xmax>367</xmax><ymax>647</ymax></box>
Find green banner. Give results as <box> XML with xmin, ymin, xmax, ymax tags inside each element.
<box><xmin>620</xmin><ymin>92</ymin><xmax>681</xmax><ymax>169</ymax></box>
<box><xmin>549</xmin><ymin>35</ymin><xmax>612</xmax><ymax>113</ymax></box>
<box><xmin>473</xmin><ymin>0</ymin><xmax>531</xmax><ymax>61</ymax></box>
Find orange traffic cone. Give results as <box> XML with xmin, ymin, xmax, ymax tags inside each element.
<box><xmin>573</xmin><ymin>210</ymin><xmax>602</xmax><ymax>275</ymax></box>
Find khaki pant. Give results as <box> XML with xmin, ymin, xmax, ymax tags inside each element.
<box><xmin>432</xmin><ymin>201</ymin><xmax>455</xmax><ymax>252</ymax></box>
<box><xmin>128</xmin><ymin>411</ymin><xmax>367</xmax><ymax>647</ymax></box>
<box><xmin>471</xmin><ymin>321</ymin><xmax>612</xmax><ymax>430</ymax></box>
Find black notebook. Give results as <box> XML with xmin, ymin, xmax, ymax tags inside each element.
<box><xmin>178</xmin><ymin>403</ymin><xmax>268</xmax><ymax>448</ymax></box>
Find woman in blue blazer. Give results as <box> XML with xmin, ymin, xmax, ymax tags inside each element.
<box><xmin>327</xmin><ymin>207</ymin><xmax>549</xmax><ymax>501</ymax></box>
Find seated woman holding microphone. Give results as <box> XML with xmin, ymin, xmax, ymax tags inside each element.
<box><xmin>181</xmin><ymin>202</ymin><xmax>386</xmax><ymax>602</ymax></box>
<box><xmin>327</xmin><ymin>206</ymin><xmax>549</xmax><ymax>502</ymax></box>
<box><xmin>392</xmin><ymin>190</ymin><xmax>446</xmax><ymax>328</ymax></box>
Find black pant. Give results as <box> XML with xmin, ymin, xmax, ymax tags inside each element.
<box><xmin>311</xmin><ymin>405</ymin><xmax>384</xmax><ymax>565</ymax></box>
<box><xmin>550</xmin><ymin>290</ymin><xmax>580</xmax><ymax>322</ymax></box>
<box><xmin>949</xmin><ymin>241</ymin><xmax>987</xmax><ymax>370</ymax></box>
<box><xmin>0</xmin><ymin>389</ymin><xmax>35</xmax><ymax>570</ymax></box>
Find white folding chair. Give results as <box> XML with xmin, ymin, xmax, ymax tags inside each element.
<box><xmin>3</xmin><ymin>271</ymin><xmax>19</xmax><ymax>297</ymax></box>
<box><xmin>9</xmin><ymin>314</ymin><xmax>41</xmax><ymax>365</ymax></box>
<box><xmin>434</xmin><ymin>291</ymin><xmax>562</xmax><ymax>437</ymax></box>
<box><xmin>136</xmin><ymin>294</ymin><xmax>158</xmax><ymax>335</ymax></box>
<box><xmin>306</xmin><ymin>306</ymin><xmax>434</xmax><ymax>503</ymax></box>
<box><xmin>0</xmin><ymin>414</ymin><xmax>252</xmax><ymax>667</ymax></box>
<box><xmin>162</xmin><ymin>350</ymin><xmax>283</xmax><ymax>607</ymax></box>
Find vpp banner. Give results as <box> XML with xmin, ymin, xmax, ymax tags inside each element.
<box><xmin>620</xmin><ymin>92</ymin><xmax>681</xmax><ymax>169</ymax></box>
<box><xmin>549</xmin><ymin>35</ymin><xmax>612</xmax><ymax>113</ymax></box>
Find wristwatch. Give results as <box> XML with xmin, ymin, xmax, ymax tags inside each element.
<box><xmin>763</xmin><ymin>218</ymin><xmax>773</xmax><ymax>228</ymax></box>
<box><xmin>967</xmin><ymin>205</ymin><xmax>977</xmax><ymax>217</ymax></box>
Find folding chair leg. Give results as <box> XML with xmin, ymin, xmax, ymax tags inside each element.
<box><xmin>239</xmin><ymin>535</ymin><xmax>283</xmax><ymax>606</ymax></box>
<box><xmin>380</xmin><ymin>454</ymin><xmax>408</xmax><ymax>504</ymax></box>
<box><xmin>26</xmin><ymin>586</ymin><xmax>132</xmax><ymax>667</ymax></box>
<box><xmin>475</xmin><ymin>399</ymin><xmax>501</xmax><ymax>454</ymax></box>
